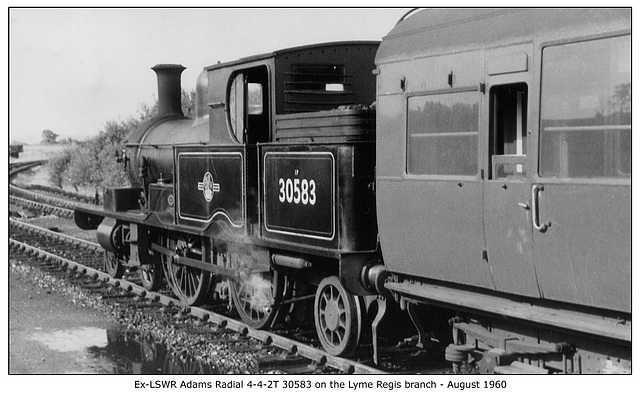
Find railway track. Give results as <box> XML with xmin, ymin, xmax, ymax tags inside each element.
<box><xmin>18</xmin><ymin>183</ymin><xmax>98</xmax><ymax>204</ymax></box>
<box><xmin>10</xmin><ymin>194</ymin><xmax>75</xmax><ymax>218</ymax></box>
<box><xmin>9</xmin><ymin>184</ymin><xmax>94</xmax><ymax>218</ymax></box>
<box><xmin>9</xmin><ymin>161</ymin><xmax>453</xmax><ymax>375</ymax></box>
<box><xmin>10</xmin><ymin>160</ymin><xmax>98</xmax><ymax>218</ymax></box>
<box><xmin>9</xmin><ymin>160</ymin><xmax>47</xmax><ymax>175</ymax></box>
<box><xmin>9</xmin><ymin>219</ymin><xmax>387</xmax><ymax>374</ymax></box>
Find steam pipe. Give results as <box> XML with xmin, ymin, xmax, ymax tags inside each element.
<box><xmin>271</xmin><ymin>254</ymin><xmax>312</xmax><ymax>269</ymax></box>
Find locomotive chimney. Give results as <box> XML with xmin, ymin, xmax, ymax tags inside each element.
<box><xmin>152</xmin><ymin>64</ymin><xmax>186</xmax><ymax>118</ymax></box>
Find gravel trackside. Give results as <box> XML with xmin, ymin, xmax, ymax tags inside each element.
<box><xmin>9</xmin><ymin>261</ymin><xmax>118</xmax><ymax>374</ymax></box>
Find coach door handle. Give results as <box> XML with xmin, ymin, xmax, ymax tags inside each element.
<box><xmin>531</xmin><ymin>184</ymin><xmax>550</xmax><ymax>232</ymax></box>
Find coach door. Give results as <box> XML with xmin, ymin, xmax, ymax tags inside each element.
<box><xmin>395</xmin><ymin>51</ymin><xmax>493</xmax><ymax>290</ymax></box>
<box><xmin>482</xmin><ymin>47</ymin><xmax>540</xmax><ymax>297</ymax></box>
<box><xmin>229</xmin><ymin>65</ymin><xmax>270</xmax><ymax>234</ymax></box>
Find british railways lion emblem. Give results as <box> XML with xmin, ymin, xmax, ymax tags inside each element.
<box><xmin>197</xmin><ymin>172</ymin><xmax>220</xmax><ymax>202</ymax></box>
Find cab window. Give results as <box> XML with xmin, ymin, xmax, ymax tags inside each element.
<box><xmin>228</xmin><ymin>66</ymin><xmax>269</xmax><ymax>144</ymax></box>
<box><xmin>248</xmin><ymin>83</ymin><xmax>263</xmax><ymax>115</ymax></box>
<box><xmin>229</xmin><ymin>74</ymin><xmax>245</xmax><ymax>143</ymax></box>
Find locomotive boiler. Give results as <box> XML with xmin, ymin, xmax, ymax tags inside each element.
<box><xmin>75</xmin><ymin>8</ymin><xmax>631</xmax><ymax>374</ymax></box>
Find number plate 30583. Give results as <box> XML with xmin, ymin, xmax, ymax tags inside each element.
<box><xmin>263</xmin><ymin>152</ymin><xmax>335</xmax><ymax>240</ymax></box>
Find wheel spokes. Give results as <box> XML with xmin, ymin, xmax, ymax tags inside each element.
<box><xmin>314</xmin><ymin>276</ymin><xmax>363</xmax><ymax>357</ymax></box>
<box><xmin>139</xmin><ymin>263</ymin><xmax>163</xmax><ymax>291</ymax></box>
<box><xmin>230</xmin><ymin>270</ymin><xmax>283</xmax><ymax>329</ymax></box>
<box><xmin>237</xmin><ymin>276</ymin><xmax>271</xmax><ymax>321</ymax></box>
<box><xmin>176</xmin><ymin>267</ymin><xmax>199</xmax><ymax>298</ymax></box>
<box><xmin>162</xmin><ymin>236</ymin><xmax>211</xmax><ymax>306</ymax></box>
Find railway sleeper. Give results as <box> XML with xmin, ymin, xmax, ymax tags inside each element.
<box><xmin>493</xmin><ymin>361</ymin><xmax>549</xmax><ymax>375</ymax></box>
<box><xmin>277</xmin><ymin>364</ymin><xmax>323</xmax><ymax>375</ymax></box>
<box><xmin>256</xmin><ymin>354</ymin><xmax>315</xmax><ymax>373</ymax></box>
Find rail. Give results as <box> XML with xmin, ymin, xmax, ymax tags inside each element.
<box><xmin>9</xmin><ymin>219</ymin><xmax>386</xmax><ymax>375</ymax></box>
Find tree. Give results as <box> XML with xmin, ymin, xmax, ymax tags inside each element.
<box><xmin>182</xmin><ymin>88</ymin><xmax>197</xmax><ymax>118</ymax></box>
<box><xmin>41</xmin><ymin>129</ymin><xmax>59</xmax><ymax>144</ymax></box>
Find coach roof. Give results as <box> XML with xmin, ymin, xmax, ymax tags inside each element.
<box><xmin>376</xmin><ymin>8</ymin><xmax>630</xmax><ymax>65</ymax></box>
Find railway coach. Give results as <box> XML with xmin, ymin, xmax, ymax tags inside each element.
<box><xmin>374</xmin><ymin>8</ymin><xmax>630</xmax><ymax>374</ymax></box>
<box><xmin>75</xmin><ymin>8</ymin><xmax>631</xmax><ymax>373</ymax></box>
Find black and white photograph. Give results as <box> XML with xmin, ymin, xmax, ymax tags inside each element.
<box><xmin>6</xmin><ymin>4</ymin><xmax>634</xmax><ymax>396</ymax></box>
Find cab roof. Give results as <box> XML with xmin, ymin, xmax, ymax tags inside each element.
<box><xmin>206</xmin><ymin>41</ymin><xmax>380</xmax><ymax>71</ymax></box>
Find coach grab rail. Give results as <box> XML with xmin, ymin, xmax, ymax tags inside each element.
<box><xmin>532</xmin><ymin>184</ymin><xmax>550</xmax><ymax>233</ymax></box>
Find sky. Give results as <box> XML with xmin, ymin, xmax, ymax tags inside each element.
<box><xmin>9</xmin><ymin>8</ymin><xmax>411</xmax><ymax>144</ymax></box>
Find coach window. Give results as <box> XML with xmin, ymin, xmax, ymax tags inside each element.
<box><xmin>539</xmin><ymin>35</ymin><xmax>631</xmax><ymax>179</ymax></box>
<box><xmin>489</xmin><ymin>84</ymin><xmax>528</xmax><ymax>179</ymax></box>
<box><xmin>407</xmin><ymin>91</ymin><xmax>479</xmax><ymax>176</ymax></box>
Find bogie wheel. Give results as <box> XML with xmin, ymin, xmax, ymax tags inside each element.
<box><xmin>138</xmin><ymin>264</ymin><xmax>164</xmax><ymax>291</ymax></box>
<box><xmin>104</xmin><ymin>251</ymin><xmax>125</xmax><ymax>279</ymax></box>
<box><xmin>230</xmin><ymin>269</ymin><xmax>285</xmax><ymax>329</ymax></box>
<box><xmin>314</xmin><ymin>275</ymin><xmax>363</xmax><ymax>357</ymax></box>
<box><xmin>162</xmin><ymin>236</ymin><xmax>212</xmax><ymax>306</ymax></box>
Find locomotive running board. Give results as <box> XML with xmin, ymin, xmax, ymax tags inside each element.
<box><xmin>385</xmin><ymin>281</ymin><xmax>631</xmax><ymax>343</ymax></box>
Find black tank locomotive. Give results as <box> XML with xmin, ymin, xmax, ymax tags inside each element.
<box><xmin>77</xmin><ymin>41</ymin><xmax>382</xmax><ymax>356</ymax></box>
<box><xmin>75</xmin><ymin>9</ymin><xmax>631</xmax><ymax>374</ymax></box>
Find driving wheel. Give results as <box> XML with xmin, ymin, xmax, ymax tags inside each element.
<box><xmin>230</xmin><ymin>269</ymin><xmax>285</xmax><ymax>329</ymax></box>
<box><xmin>161</xmin><ymin>235</ymin><xmax>212</xmax><ymax>306</ymax></box>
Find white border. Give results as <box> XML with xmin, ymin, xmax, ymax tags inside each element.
<box><xmin>263</xmin><ymin>151</ymin><xmax>336</xmax><ymax>241</ymax></box>
<box><xmin>176</xmin><ymin>151</ymin><xmax>246</xmax><ymax>228</ymax></box>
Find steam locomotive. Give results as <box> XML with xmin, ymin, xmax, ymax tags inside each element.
<box><xmin>75</xmin><ymin>9</ymin><xmax>631</xmax><ymax>373</ymax></box>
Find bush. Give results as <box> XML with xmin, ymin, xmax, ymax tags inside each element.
<box><xmin>48</xmin><ymin>89</ymin><xmax>196</xmax><ymax>191</ymax></box>
<box><xmin>48</xmin><ymin>146</ymin><xmax>73</xmax><ymax>188</ymax></box>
